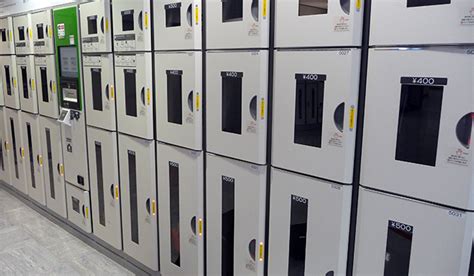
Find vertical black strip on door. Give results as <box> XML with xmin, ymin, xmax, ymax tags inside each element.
<box><xmin>10</xmin><ymin>119</ymin><xmax>18</xmax><ymax>179</ymax></box>
<box><xmin>45</xmin><ymin>128</ymin><xmax>55</xmax><ymax>199</ymax></box>
<box><xmin>169</xmin><ymin>161</ymin><xmax>181</xmax><ymax>267</ymax></box>
<box><xmin>21</xmin><ymin>66</ymin><xmax>28</xmax><ymax>99</ymax></box>
<box><xmin>95</xmin><ymin>142</ymin><xmax>106</xmax><ymax>226</ymax></box>
<box><xmin>222</xmin><ymin>0</ymin><xmax>243</xmax><ymax>22</ymax></box>
<box><xmin>288</xmin><ymin>194</ymin><xmax>308</xmax><ymax>276</ymax></box>
<box><xmin>166</xmin><ymin>70</ymin><xmax>183</xmax><ymax>125</ymax></box>
<box><xmin>92</xmin><ymin>68</ymin><xmax>103</xmax><ymax>111</ymax></box>
<box><xmin>124</xmin><ymin>69</ymin><xmax>137</xmax><ymax>117</ymax></box>
<box><xmin>221</xmin><ymin>72</ymin><xmax>243</xmax><ymax>135</ymax></box>
<box><xmin>26</xmin><ymin>123</ymin><xmax>35</xmax><ymax>189</ymax></box>
<box><xmin>384</xmin><ymin>220</ymin><xmax>413</xmax><ymax>276</ymax></box>
<box><xmin>5</xmin><ymin>66</ymin><xmax>12</xmax><ymax>96</ymax></box>
<box><xmin>221</xmin><ymin>176</ymin><xmax>235</xmax><ymax>276</ymax></box>
<box><xmin>128</xmin><ymin>150</ymin><xmax>139</xmax><ymax>244</ymax></box>
<box><xmin>40</xmin><ymin>67</ymin><xmax>49</xmax><ymax>103</ymax></box>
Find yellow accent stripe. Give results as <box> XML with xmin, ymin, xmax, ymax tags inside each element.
<box><xmin>195</xmin><ymin>5</ymin><xmax>199</xmax><ymax>25</ymax></box>
<box><xmin>259</xmin><ymin>243</ymin><xmax>264</xmax><ymax>261</ymax></box>
<box><xmin>196</xmin><ymin>93</ymin><xmax>200</xmax><ymax>111</ymax></box>
<box><xmin>198</xmin><ymin>218</ymin><xmax>203</xmax><ymax>236</ymax></box>
<box><xmin>263</xmin><ymin>0</ymin><xmax>267</xmax><ymax>17</ymax></box>
<box><xmin>349</xmin><ymin>106</ymin><xmax>355</xmax><ymax>130</ymax></box>
<box><xmin>260</xmin><ymin>98</ymin><xmax>265</xmax><ymax>119</ymax></box>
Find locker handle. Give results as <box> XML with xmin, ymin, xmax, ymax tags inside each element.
<box><xmin>109</xmin><ymin>85</ymin><xmax>114</xmax><ymax>100</ymax></box>
<box><xmin>198</xmin><ymin>218</ymin><xmax>203</xmax><ymax>236</ymax></box>
<box><xmin>110</xmin><ymin>184</ymin><xmax>114</xmax><ymax>198</ymax></box>
<box><xmin>146</xmin><ymin>198</ymin><xmax>150</xmax><ymax>214</ymax></box>
<box><xmin>191</xmin><ymin>216</ymin><xmax>197</xmax><ymax>235</ymax></box>
<box><xmin>105</xmin><ymin>84</ymin><xmax>109</xmax><ymax>100</ymax></box>
<box><xmin>251</xmin><ymin>0</ymin><xmax>258</xmax><ymax>22</ymax></box>
<box><xmin>110</xmin><ymin>184</ymin><xmax>119</xmax><ymax>199</ymax></box>
<box><xmin>82</xmin><ymin>205</ymin><xmax>89</xmax><ymax>219</ymax></box>
<box><xmin>249</xmin><ymin>95</ymin><xmax>257</xmax><ymax>121</ymax></box>
<box><xmin>26</xmin><ymin>27</ymin><xmax>29</xmax><ymax>40</ymax></box>
<box><xmin>138</xmin><ymin>11</ymin><xmax>143</xmax><ymax>31</ymax></box>
<box><xmin>4</xmin><ymin>141</ymin><xmax>8</xmax><ymax>151</ymax></box>
<box><xmin>49</xmin><ymin>80</ymin><xmax>52</xmax><ymax>91</ymax></box>
<box><xmin>186</xmin><ymin>4</ymin><xmax>193</xmax><ymax>27</ymax></box>
<box><xmin>37</xmin><ymin>154</ymin><xmax>43</xmax><ymax>166</ymax></box>
<box><xmin>45</xmin><ymin>25</ymin><xmax>48</xmax><ymax>38</ymax></box>
<box><xmin>140</xmin><ymin>87</ymin><xmax>145</xmax><ymax>105</ymax></box>
<box><xmin>12</xmin><ymin>77</ymin><xmax>16</xmax><ymax>89</ymax></box>
<box><xmin>57</xmin><ymin>163</ymin><xmax>64</xmax><ymax>176</ymax></box>
<box><xmin>187</xmin><ymin>90</ymin><xmax>194</xmax><ymax>112</ymax></box>
<box><xmin>248</xmin><ymin>239</ymin><xmax>257</xmax><ymax>261</ymax></box>
<box><xmin>259</xmin><ymin>242</ymin><xmax>264</xmax><ymax>262</ymax></box>
<box><xmin>100</xmin><ymin>16</ymin><xmax>105</xmax><ymax>34</ymax></box>
<box><xmin>20</xmin><ymin>147</ymin><xmax>24</xmax><ymax>159</ymax></box>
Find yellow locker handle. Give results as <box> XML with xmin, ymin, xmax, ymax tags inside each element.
<box><xmin>37</xmin><ymin>155</ymin><xmax>43</xmax><ymax>166</ymax></box>
<box><xmin>259</xmin><ymin>242</ymin><xmax>264</xmax><ymax>261</ymax></box>
<box><xmin>110</xmin><ymin>85</ymin><xmax>114</xmax><ymax>100</ymax></box>
<box><xmin>198</xmin><ymin>218</ymin><xmax>203</xmax><ymax>236</ymax></box>
<box><xmin>57</xmin><ymin>163</ymin><xmax>64</xmax><ymax>176</ymax></box>
<box><xmin>146</xmin><ymin>88</ymin><xmax>151</xmax><ymax>106</ymax></box>
<box><xmin>115</xmin><ymin>184</ymin><xmax>119</xmax><ymax>199</ymax></box>
<box><xmin>196</xmin><ymin>92</ymin><xmax>200</xmax><ymax>112</ymax></box>
<box><xmin>260</xmin><ymin>98</ymin><xmax>265</xmax><ymax>120</ymax></box>
<box><xmin>20</xmin><ymin>147</ymin><xmax>24</xmax><ymax>158</ymax></box>
<box><xmin>83</xmin><ymin>205</ymin><xmax>89</xmax><ymax>219</ymax></box>
<box><xmin>151</xmin><ymin>199</ymin><xmax>156</xmax><ymax>216</ymax></box>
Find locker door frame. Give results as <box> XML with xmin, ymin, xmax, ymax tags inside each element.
<box><xmin>35</xmin><ymin>55</ymin><xmax>59</xmax><ymax>119</ymax></box>
<box><xmin>79</xmin><ymin>0</ymin><xmax>113</xmax><ymax>53</ymax></box>
<box><xmin>65</xmin><ymin>182</ymin><xmax>92</xmax><ymax>233</ymax></box>
<box><xmin>17</xmin><ymin>55</ymin><xmax>38</xmax><ymax>114</ymax></box>
<box><xmin>0</xmin><ymin>107</ymin><xmax>12</xmax><ymax>185</ymax></box>
<box><xmin>0</xmin><ymin>17</ymin><xmax>15</xmax><ymax>55</ymax></box>
<box><xmin>6</xmin><ymin>108</ymin><xmax>27</xmax><ymax>194</ymax></box>
<box><xmin>1</xmin><ymin>55</ymin><xmax>20</xmax><ymax>109</ymax></box>
<box><xmin>31</xmin><ymin>9</ymin><xmax>54</xmax><ymax>55</ymax></box>
<box><xmin>13</xmin><ymin>14</ymin><xmax>33</xmax><ymax>55</ymax></box>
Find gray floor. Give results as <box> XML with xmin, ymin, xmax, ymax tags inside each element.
<box><xmin>0</xmin><ymin>187</ymin><xmax>133</xmax><ymax>275</ymax></box>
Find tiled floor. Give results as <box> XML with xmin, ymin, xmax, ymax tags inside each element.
<box><xmin>0</xmin><ymin>186</ymin><xmax>133</xmax><ymax>275</ymax></box>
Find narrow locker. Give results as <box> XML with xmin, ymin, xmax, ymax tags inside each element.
<box><xmin>35</xmin><ymin>55</ymin><xmax>59</xmax><ymax>119</ymax></box>
<box><xmin>157</xmin><ymin>142</ymin><xmax>204</xmax><ymax>276</ymax></box>
<box><xmin>83</xmin><ymin>54</ymin><xmax>116</xmax><ymax>131</ymax></box>
<box><xmin>153</xmin><ymin>0</ymin><xmax>202</xmax><ymax>51</ymax></box>
<box><xmin>0</xmin><ymin>17</ymin><xmax>15</xmax><ymax>55</ymax></box>
<box><xmin>112</xmin><ymin>0</ymin><xmax>152</xmax><ymax>52</ymax></box>
<box><xmin>275</xmin><ymin>0</ymin><xmax>363</xmax><ymax>48</ymax></box>
<box><xmin>206</xmin><ymin>153</ymin><xmax>266</xmax><ymax>276</ymax></box>
<box><xmin>5</xmin><ymin>108</ymin><xmax>26</xmax><ymax>194</ymax></box>
<box><xmin>268</xmin><ymin>168</ymin><xmax>352</xmax><ymax>275</ymax></box>
<box><xmin>118</xmin><ymin>134</ymin><xmax>158</xmax><ymax>271</ymax></box>
<box><xmin>0</xmin><ymin>55</ymin><xmax>20</xmax><ymax>109</ymax></box>
<box><xmin>155</xmin><ymin>51</ymin><xmax>202</xmax><ymax>150</ymax></box>
<box><xmin>65</xmin><ymin>183</ymin><xmax>92</xmax><ymax>233</ymax></box>
<box><xmin>22</xmin><ymin>112</ymin><xmax>45</xmax><ymax>205</ymax></box>
<box><xmin>31</xmin><ymin>10</ymin><xmax>54</xmax><ymax>55</ymax></box>
<box><xmin>0</xmin><ymin>107</ymin><xmax>12</xmax><ymax>185</ymax></box>
<box><xmin>361</xmin><ymin>47</ymin><xmax>474</xmax><ymax>210</ymax></box>
<box><xmin>39</xmin><ymin>116</ymin><xmax>66</xmax><ymax>218</ymax></box>
<box><xmin>16</xmin><ymin>55</ymin><xmax>38</xmax><ymax>114</ymax></box>
<box><xmin>370</xmin><ymin>1</ymin><xmax>474</xmax><ymax>46</ymax></box>
<box><xmin>206</xmin><ymin>0</ymin><xmax>269</xmax><ymax>49</ymax></box>
<box><xmin>354</xmin><ymin>187</ymin><xmax>474</xmax><ymax>275</ymax></box>
<box><xmin>87</xmin><ymin>126</ymin><xmax>122</xmax><ymax>250</ymax></box>
<box><xmin>115</xmin><ymin>53</ymin><xmax>153</xmax><ymax>139</ymax></box>
<box><xmin>272</xmin><ymin>49</ymin><xmax>360</xmax><ymax>184</ymax></box>
<box><xmin>206</xmin><ymin>51</ymin><xmax>268</xmax><ymax>164</ymax></box>
<box><xmin>80</xmin><ymin>0</ymin><xmax>112</xmax><ymax>53</ymax></box>
<box><xmin>13</xmin><ymin>14</ymin><xmax>33</xmax><ymax>55</ymax></box>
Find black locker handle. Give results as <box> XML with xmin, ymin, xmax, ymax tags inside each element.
<box><xmin>138</xmin><ymin>11</ymin><xmax>143</xmax><ymax>31</ymax></box>
<box><xmin>29</xmin><ymin>78</ymin><xmax>32</xmax><ymax>89</ymax></box>
<box><xmin>340</xmin><ymin>0</ymin><xmax>350</xmax><ymax>15</ymax></box>
<box><xmin>187</xmin><ymin>90</ymin><xmax>194</xmax><ymax>112</ymax></box>
<box><xmin>186</xmin><ymin>4</ymin><xmax>193</xmax><ymax>26</ymax></box>
<box><xmin>45</xmin><ymin>25</ymin><xmax>48</xmax><ymax>38</ymax></box>
<box><xmin>249</xmin><ymin>95</ymin><xmax>257</xmax><ymax>121</ymax></box>
<box><xmin>82</xmin><ymin>204</ymin><xmax>85</xmax><ymax>217</ymax></box>
<box><xmin>456</xmin><ymin>112</ymin><xmax>474</xmax><ymax>149</ymax></box>
<box><xmin>248</xmin><ymin>239</ymin><xmax>256</xmax><ymax>261</ymax></box>
<box><xmin>190</xmin><ymin>216</ymin><xmax>197</xmax><ymax>235</ymax></box>
<box><xmin>334</xmin><ymin>102</ymin><xmax>345</xmax><ymax>133</ymax></box>
<box><xmin>110</xmin><ymin>184</ymin><xmax>115</xmax><ymax>198</ymax></box>
<box><xmin>146</xmin><ymin>198</ymin><xmax>151</xmax><ymax>214</ymax></box>
<box><xmin>105</xmin><ymin>84</ymin><xmax>109</xmax><ymax>100</ymax></box>
<box><xmin>140</xmin><ymin>87</ymin><xmax>145</xmax><ymax>105</ymax></box>
<box><xmin>100</xmin><ymin>17</ymin><xmax>105</xmax><ymax>34</ymax></box>
<box><xmin>26</xmin><ymin>27</ymin><xmax>29</xmax><ymax>40</ymax></box>
<box><xmin>251</xmin><ymin>0</ymin><xmax>259</xmax><ymax>22</ymax></box>
<box><xmin>49</xmin><ymin>80</ymin><xmax>52</xmax><ymax>91</ymax></box>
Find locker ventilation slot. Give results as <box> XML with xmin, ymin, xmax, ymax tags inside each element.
<box><xmin>166</xmin><ymin>3</ymin><xmax>182</xmax><ymax>27</ymax></box>
<box><xmin>95</xmin><ymin>142</ymin><xmax>106</xmax><ymax>226</ymax></box>
<box><xmin>88</xmin><ymin>15</ymin><xmax>98</xmax><ymax>35</ymax></box>
<box><xmin>128</xmin><ymin>151</ymin><xmax>139</xmax><ymax>244</ymax></box>
<box><xmin>21</xmin><ymin>66</ymin><xmax>29</xmax><ymax>99</ymax></box>
<box><xmin>46</xmin><ymin>128</ymin><xmax>55</xmax><ymax>199</ymax></box>
<box><xmin>26</xmin><ymin>123</ymin><xmax>35</xmax><ymax>189</ymax></box>
<box><xmin>10</xmin><ymin>119</ymin><xmax>19</xmax><ymax>179</ymax></box>
<box><xmin>121</xmin><ymin>10</ymin><xmax>134</xmax><ymax>31</ymax></box>
<box><xmin>40</xmin><ymin>67</ymin><xmax>49</xmax><ymax>102</ymax></box>
<box><xmin>222</xmin><ymin>176</ymin><xmax>235</xmax><ymax>276</ymax></box>
<box><xmin>288</xmin><ymin>195</ymin><xmax>308</xmax><ymax>276</ymax></box>
<box><xmin>4</xmin><ymin>65</ymin><xmax>11</xmax><ymax>95</ymax></box>
<box><xmin>221</xmin><ymin>72</ymin><xmax>243</xmax><ymax>135</ymax></box>
<box><xmin>299</xmin><ymin>0</ymin><xmax>328</xmax><ymax>16</ymax></box>
<box><xmin>124</xmin><ymin>69</ymin><xmax>137</xmax><ymax>117</ymax></box>
<box><xmin>169</xmin><ymin>162</ymin><xmax>181</xmax><ymax>267</ymax></box>
<box><xmin>167</xmin><ymin>70</ymin><xmax>183</xmax><ymax>125</ymax></box>
<box><xmin>91</xmin><ymin>68</ymin><xmax>103</xmax><ymax>111</ymax></box>
<box><xmin>407</xmin><ymin>0</ymin><xmax>451</xmax><ymax>7</ymax></box>
<box><xmin>222</xmin><ymin>0</ymin><xmax>243</xmax><ymax>22</ymax></box>
<box><xmin>384</xmin><ymin>220</ymin><xmax>413</xmax><ymax>276</ymax></box>
<box><xmin>37</xmin><ymin>24</ymin><xmax>44</xmax><ymax>39</ymax></box>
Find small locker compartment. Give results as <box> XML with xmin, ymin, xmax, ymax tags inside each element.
<box><xmin>65</xmin><ymin>183</ymin><xmax>92</xmax><ymax>233</ymax></box>
<box><xmin>370</xmin><ymin>1</ymin><xmax>474</xmax><ymax>46</ymax></box>
<box><xmin>118</xmin><ymin>134</ymin><xmax>158</xmax><ymax>271</ymax></box>
<box><xmin>22</xmin><ymin>112</ymin><xmax>45</xmax><ymax>205</ymax></box>
<box><xmin>5</xmin><ymin>108</ymin><xmax>26</xmax><ymax>194</ymax></box>
<box><xmin>16</xmin><ymin>55</ymin><xmax>38</xmax><ymax>114</ymax></box>
<box><xmin>206</xmin><ymin>0</ymin><xmax>269</xmax><ymax>49</ymax></box>
<box><xmin>0</xmin><ymin>17</ymin><xmax>15</xmax><ymax>55</ymax></box>
<box><xmin>39</xmin><ymin>116</ymin><xmax>66</xmax><ymax>218</ymax></box>
<box><xmin>115</xmin><ymin>53</ymin><xmax>154</xmax><ymax>139</ymax></box>
<box><xmin>206</xmin><ymin>50</ymin><xmax>268</xmax><ymax>164</ymax></box>
<box><xmin>31</xmin><ymin>10</ymin><xmax>54</xmax><ymax>54</ymax></box>
<box><xmin>155</xmin><ymin>51</ymin><xmax>202</xmax><ymax>150</ymax></box>
<box><xmin>272</xmin><ymin>49</ymin><xmax>360</xmax><ymax>184</ymax></box>
<box><xmin>87</xmin><ymin>126</ymin><xmax>122</xmax><ymax>250</ymax></box>
<box><xmin>35</xmin><ymin>55</ymin><xmax>59</xmax><ymax>119</ymax></box>
<box><xmin>0</xmin><ymin>55</ymin><xmax>20</xmax><ymax>109</ymax></box>
<box><xmin>361</xmin><ymin>47</ymin><xmax>474</xmax><ymax>210</ymax></box>
<box><xmin>268</xmin><ymin>168</ymin><xmax>352</xmax><ymax>275</ymax></box>
<box><xmin>84</xmin><ymin>54</ymin><xmax>116</xmax><ymax>131</ymax></box>
<box><xmin>157</xmin><ymin>142</ymin><xmax>204</xmax><ymax>276</ymax></box>
<box><xmin>112</xmin><ymin>0</ymin><xmax>152</xmax><ymax>52</ymax></box>
<box><xmin>353</xmin><ymin>187</ymin><xmax>474</xmax><ymax>275</ymax></box>
<box><xmin>80</xmin><ymin>0</ymin><xmax>112</xmax><ymax>53</ymax></box>
<box><xmin>153</xmin><ymin>0</ymin><xmax>202</xmax><ymax>51</ymax></box>
<box><xmin>206</xmin><ymin>153</ymin><xmax>266</xmax><ymax>276</ymax></box>
<box><xmin>275</xmin><ymin>0</ymin><xmax>363</xmax><ymax>48</ymax></box>
<box><xmin>13</xmin><ymin>14</ymin><xmax>33</xmax><ymax>55</ymax></box>
<box><xmin>0</xmin><ymin>107</ymin><xmax>12</xmax><ymax>185</ymax></box>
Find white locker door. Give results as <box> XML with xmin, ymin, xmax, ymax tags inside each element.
<box><xmin>35</xmin><ymin>55</ymin><xmax>59</xmax><ymax>119</ymax></box>
<box><xmin>155</xmin><ymin>51</ymin><xmax>202</xmax><ymax>150</ymax></box>
<box><xmin>361</xmin><ymin>47</ymin><xmax>474</xmax><ymax>210</ymax></box>
<box><xmin>80</xmin><ymin>0</ymin><xmax>112</xmax><ymax>53</ymax></box>
<box><xmin>31</xmin><ymin>10</ymin><xmax>54</xmax><ymax>55</ymax></box>
<box><xmin>119</xmin><ymin>134</ymin><xmax>158</xmax><ymax>271</ymax></box>
<box><xmin>0</xmin><ymin>17</ymin><xmax>15</xmax><ymax>55</ymax></box>
<box><xmin>206</xmin><ymin>153</ymin><xmax>266</xmax><ymax>276</ymax></box>
<box><xmin>84</xmin><ymin>54</ymin><xmax>116</xmax><ymax>131</ymax></box>
<box><xmin>153</xmin><ymin>0</ymin><xmax>202</xmax><ymax>51</ymax></box>
<box><xmin>272</xmin><ymin>49</ymin><xmax>360</xmax><ymax>184</ymax></box>
<box><xmin>206</xmin><ymin>0</ymin><xmax>269</xmax><ymax>49</ymax></box>
<box><xmin>112</xmin><ymin>0</ymin><xmax>152</xmax><ymax>52</ymax></box>
<box><xmin>268</xmin><ymin>168</ymin><xmax>352</xmax><ymax>275</ymax></box>
<box><xmin>88</xmin><ymin>127</ymin><xmax>122</xmax><ymax>250</ymax></box>
<box><xmin>206</xmin><ymin>51</ymin><xmax>268</xmax><ymax>164</ymax></box>
<box><xmin>0</xmin><ymin>107</ymin><xmax>11</xmax><ymax>185</ymax></box>
<box><xmin>5</xmin><ymin>108</ymin><xmax>26</xmax><ymax>194</ymax></box>
<box><xmin>157</xmin><ymin>142</ymin><xmax>204</xmax><ymax>276</ymax></box>
<box><xmin>22</xmin><ymin>112</ymin><xmax>45</xmax><ymax>205</ymax></box>
<box><xmin>39</xmin><ymin>116</ymin><xmax>66</xmax><ymax>218</ymax></box>
<box><xmin>1</xmin><ymin>55</ymin><xmax>20</xmax><ymax>109</ymax></box>
<box><xmin>65</xmin><ymin>183</ymin><xmax>92</xmax><ymax>233</ymax></box>
<box><xmin>17</xmin><ymin>55</ymin><xmax>38</xmax><ymax>114</ymax></box>
<box><xmin>13</xmin><ymin>14</ymin><xmax>33</xmax><ymax>55</ymax></box>
<box><xmin>115</xmin><ymin>53</ymin><xmax>153</xmax><ymax>139</ymax></box>
<box><xmin>354</xmin><ymin>188</ymin><xmax>473</xmax><ymax>275</ymax></box>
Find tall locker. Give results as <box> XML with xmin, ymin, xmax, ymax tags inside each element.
<box><xmin>206</xmin><ymin>153</ymin><xmax>266</xmax><ymax>276</ymax></box>
<box><xmin>35</xmin><ymin>55</ymin><xmax>59</xmax><ymax>118</ymax></box>
<box><xmin>16</xmin><ymin>55</ymin><xmax>38</xmax><ymax>114</ymax></box>
<box><xmin>66</xmin><ymin>182</ymin><xmax>92</xmax><ymax>233</ymax></box>
<box><xmin>0</xmin><ymin>107</ymin><xmax>11</xmax><ymax>185</ymax></box>
<box><xmin>5</xmin><ymin>108</ymin><xmax>26</xmax><ymax>194</ymax></box>
<box><xmin>0</xmin><ymin>17</ymin><xmax>15</xmax><ymax>55</ymax></box>
<box><xmin>80</xmin><ymin>0</ymin><xmax>112</xmax><ymax>53</ymax></box>
<box><xmin>119</xmin><ymin>134</ymin><xmax>158</xmax><ymax>271</ymax></box>
<box><xmin>88</xmin><ymin>127</ymin><xmax>122</xmax><ymax>250</ymax></box>
<box><xmin>157</xmin><ymin>142</ymin><xmax>204</xmax><ymax>276</ymax></box>
<box><xmin>13</xmin><ymin>14</ymin><xmax>33</xmax><ymax>55</ymax></box>
<box><xmin>31</xmin><ymin>10</ymin><xmax>54</xmax><ymax>54</ymax></box>
<box><xmin>0</xmin><ymin>55</ymin><xmax>20</xmax><ymax>109</ymax></box>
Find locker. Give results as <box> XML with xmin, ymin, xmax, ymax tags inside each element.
<box><xmin>153</xmin><ymin>0</ymin><xmax>202</xmax><ymax>51</ymax></box>
<box><xmin>361</xmin><ymin>47</ymin><xmax>474</xmax><ymax>210</ymax></box>
<box><xmin>206</xmin><ymin>153</ymin><xmax>266</xmax><ymax>276</ymax></box>
<box><xmin>157</xmin><ymin>142</ymin><xmax>204</xmax><ymax>276</ymax></box>
<box><xmin>16</xmin><ymin>55</ymin><xmax>38</xmax><ymax>114</ymax></box>
<box><xmin>118</xmin><ymin>134</ymin><xmax>158</xmax><ymax>271</ymax></box>
<box><xmin>0</xmin><ymin>17</ymin><xmax>15</xmax><ymax>55</ymax></box>
<box><xmin>206</xmin><ymin>51</ymin><xmax>268</xmax><ymax>164</ymax></box>
<box><xmin>206</xmin><ymin>0</ymin><xmax>269</xmax><ymax>49</ymax></box>
<box><xmin>275</xmin><ymin>0</ymin><xmax>363</xmax><ymax>48</ymax></box>
<box><xmin>87</xmin><ymin>126</ymin><xmax>122</xmax><ymax>250</ymax></box>
<box><xmin>39</xmin><ymin>116</ymin><xmax>66</xmax><ymax>218</ymax></box>
<box><xmin>34</xmin><ymin>55</ymin><xmax>59</xmax><ymax>119</ymax></box>
<box><xmin>5</xmin><ymin>108</ymin><xmax>26</xmax><ymax>194</ymax></box>
<box><xmin>80</xmin><ymin>0</ymin><xmax>112</xmax><ymax>53</ymax></box>
<box><xmin>0</xmin><ymin>55</ymin><xmax>20</xmax><ymax>109</ymax></box>
<box><xmin>22</xmin><ymin>112</ymin><xmax>45</xmax><ymax>205</ymax></box>
<box><xmin>83</xmin><ymin>54</ymin><xmax>116</xmax><ymax>131</ymax></box>
<box><xmin>354</xmin><ymin>187</ymin><xmax>474</xmax><ymax>275</ymax></box>
<box><xmin>65</xmin><ymin>182</ymin><xmax>92</xmax><ymax>233</ymax></box>
<box><xmin>268</xmin><ymin>168</ymin><xmax>352</xmax><ymax>275</ymax></box>
<box><xmin>272</xmin><ymin>49</ymin><xmax>360</xmax><ymax>183</ymax></box>
<box><xmin>0</xmin><ymin>107</ymin><xmax>12</xmax><ymax>185</ymax></box>
<box><xmin>13</xmin><ymin>14</ymin><xmax>33</xmax><ymax>55</ymax></box>
<box><xmin>370</xmin><ymin>0</ymin><xmax>474</xmax><ymax>46</ymax></box>
<box><xmin>115</xmin><ymin>53</ymin><xmax>154</xmax><ymax>139</ymax></box>
<box><xmin>155</xmin><ymin>51</ymin><xmax>202</xmax><ymax>150</ymax></box>
<box><xmin>31</xmin><ymin>10</ymin><xmax>54</xmax><ymax>55</ymax></box>
<box><xmin>112</xmin><ymin>0</ymin><xmax>152</xmax><ymax>52</ymax></box>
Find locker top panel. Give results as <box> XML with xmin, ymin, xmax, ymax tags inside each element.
<box><xmin>80</xmin><ymin>0</ymin><xmax>112</xmax><ymax>53</ymax></box>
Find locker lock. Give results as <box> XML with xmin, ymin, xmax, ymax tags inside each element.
<box><xmin>4</xmin><ymin>141</ymin><xmax>9</xmax><ymax>151</ymax></box>
<box><xmin>57</xmin><ymin>163</ymin><xmax>64</xmax><ymax>176</ymax></box>
<box><xmin>37</xmin><ymin>155</ymin><xmax>43</xmax><ymax>166</ymax></box>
